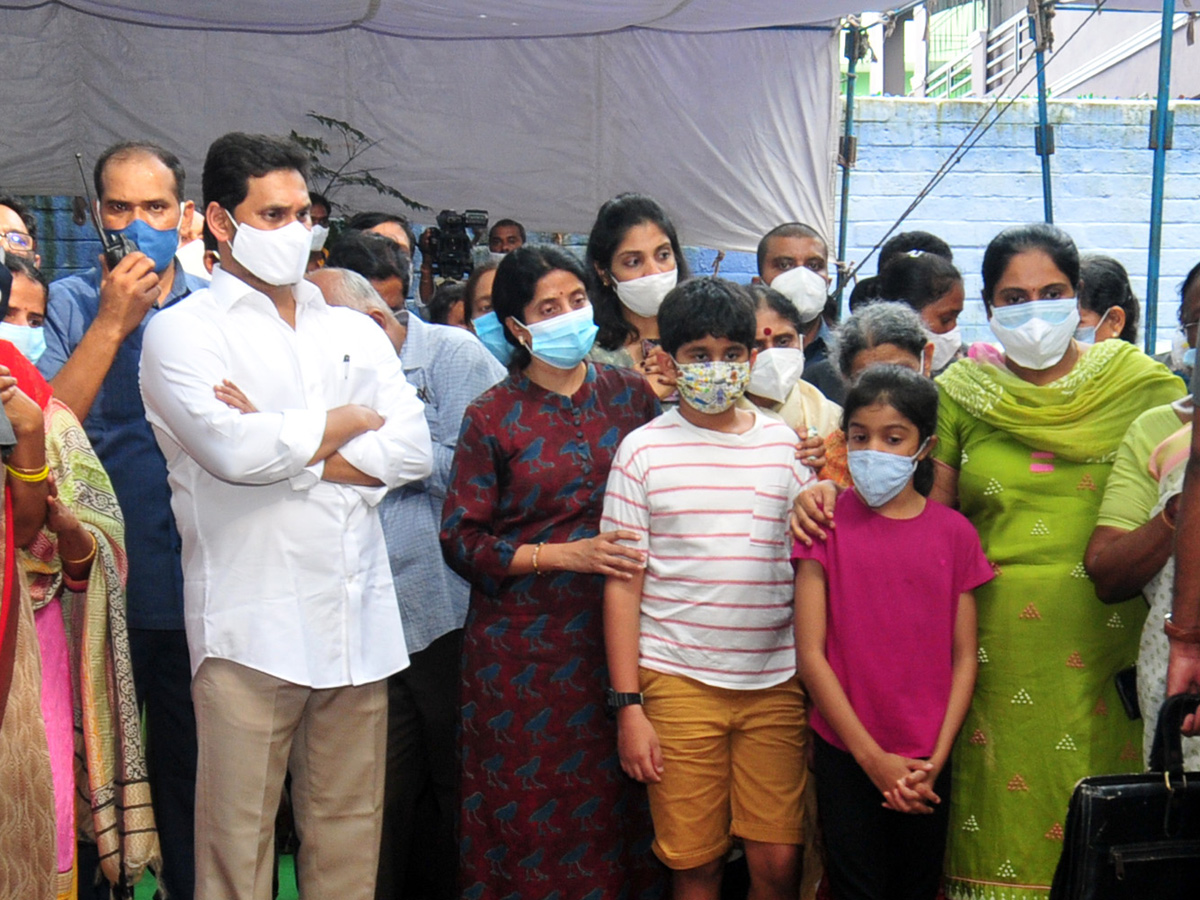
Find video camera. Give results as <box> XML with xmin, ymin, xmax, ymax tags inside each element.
<box><xmin>423</xmin><ymin>209</ymin><xmax>488</xmax><ymax>281</ymax></box>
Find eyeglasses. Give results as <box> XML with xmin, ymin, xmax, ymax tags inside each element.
<box><xmin>1181</xmin><ymin>321</ymin><xmax>1199</xmax><ymax>341</ymax></box>
<box><xmin>1</xmin><ymin>230</ymin><xmax>34</xmax><ymax>252</ymax></box>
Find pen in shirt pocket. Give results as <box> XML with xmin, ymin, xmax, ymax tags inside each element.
<box><xmin>343</xmin><ymin>354</ymin><xmax>350</xmax><ymax>380</ymax></box>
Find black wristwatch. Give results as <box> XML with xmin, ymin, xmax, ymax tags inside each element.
<box><xmin>604</xmin><ymin>687</ymin><xmax>643</xmax><ymax>718</ymax></box>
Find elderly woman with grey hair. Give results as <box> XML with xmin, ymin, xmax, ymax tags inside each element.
<box><xmin>816</xmin><ymin>302</ymin><xmax>933</xmax><ymax>486</ymax></box>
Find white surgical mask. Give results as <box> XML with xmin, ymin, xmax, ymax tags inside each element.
<box><xmin>923</xmin><ymin>325</ymin><xmax>962</xmax><ymax>372</ymax></box>
<box><xmin>226</xmin><ymin>212</ymin><xmax>312</xmax><ymax>287</ymax></box>
<box><xmin>310</xmin><ymin>224</ymin><xmax>330</xmax><ymax>252</ymax></box>
<box><xmin>614</xmin><ymin>268</ymin><xmax>678</xmax><ymax>318</ymax></box>
<box><xmin>748</xmin><ymin>347</ymin><xmax>805</xmax><ymax>404</ymax></box>
<box><xmin>988</xmin><ymin>298</ymin><xmax>1079</xmax><ymax>371</ymax></box>
<box><xmin>769</xmin><ymin>266</ymin><xmax>828</xmax><ymax>323</ymax></box>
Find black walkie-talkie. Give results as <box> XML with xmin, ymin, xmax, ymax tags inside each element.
<box><xmin>76</xmin><ymin>152</ymin><xmax>136</xmax><ymax>269</ymax></box>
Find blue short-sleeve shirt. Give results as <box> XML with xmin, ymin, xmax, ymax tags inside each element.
<box><xmin>39</xmin><ymin>263</ymin><xmax>210</xmax><ymax>629</ymax></box>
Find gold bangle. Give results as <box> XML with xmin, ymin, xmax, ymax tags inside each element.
<box><xmin>531</xmin><ymin>542</ymin><xmax>545</xmax><ymax>576</ymax></box>
<box><xmin>62</xmin><ymin>533</ymin><xmax>98</xmax><ymax>567</ymax></box>
<box><xmin>5</xmin><ymin>463</ymin><xmax>49</xmax><ymax>483</ymax></box>
<box><xmin>1160</xmin><ymin>507</ymin><xmax>1177</xmax><ymax>531</ymax></box>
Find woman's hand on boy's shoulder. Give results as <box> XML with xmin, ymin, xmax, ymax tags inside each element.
<box><xmin>790</xmin><ymin>480</ymin><xmax>842</xmax><ymax>546</ymax></box>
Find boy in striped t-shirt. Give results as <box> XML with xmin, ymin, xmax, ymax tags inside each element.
<box><xmin>602</xmin><ymin>278</ymin><xmax>814</xmax><ymax>900</ymax></box>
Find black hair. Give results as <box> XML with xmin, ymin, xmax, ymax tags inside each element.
<box><xmin>744</xmin><ymin>283</ymin><xmax>804</xmax><ymax>334</ymax></box>
<box><xmin>492</xmin><ymin>244</ymin><xmax>588</xmax><ymax>370</ymax></box>
<box><xmin>1</xmin><ymin>255</ymin><xmax>49</xmax><ymax>318</ymax></box>
<box><xmin>847</xmin><ymin>275</ymin><xmax>880</xmax><ymax>313</ymax></box>
<box><xmin>202</xmin><ymin>133</ymin><xmax>309</xmax><ymax>215</ymax></box>
<box><xmin>309</xmin><ymin>192</ymin><xmax>331</xmax><ymax>212</ymax></box>
<box><xmin>756</xmin><ymin>222</ymin><xmax>827</xmax><ymax>277</ymax></box>
<box><xmin>326</xmin><ymin>231</ymin><xmax>412</xmax><ymax>297</ymax></box>
<box><xmin>877</xmin><ymin>231</ymin><xmax>953</xmax><ymax>272</ymax></box>
<box><xmin>585</xmin><ymin>193</ymin><xmax>690</xmax><ymax>351</ymax></box>
<box><xmin>96</xmin><ymin>141</ymin><xmax>187</xmax><ymax>202</ymax></box>
<box><xmin>841</xmin><ymin>364</ymin><xmax>940</xmax><ymax>496</ymax></box>
<box><xmin>489</xmin><ymin>219</ymin><xmax>526</xmax><ymax>244</ymax></box>
<box><xmin>0</xmin><ymin>195</ymin><xmax>37</xmax><ymax>240</ymax></box>
<box><xmin>877</xmin><ymin>252</ymin><xmax>963</xmax><ymax>312</ymax></box>
<box><xmin>658</xmin><ymin>277</ymin><xmax>755</xmax><ymax>357</ymax></box>
<box><xmin>428</xmin><ymin>280</ymin><xmax>466</xmax><ymax>326</ymax></box>
<box><xmin>981</xmin><ymin>223</ymin><xmax>1079</xmax><ymax>310</ymax></box>
<box><xmin>464</xmin><ymin>259</ymin><xmax>499</xmax><ymax>320</ymax></box>
<box><xmin>1179</xmin><ymin>260</ymin><xmax>1200</xmax><ymax>323</ymax></box>
<box><xmin>1078</xmin><ymin>255</ymin><xmax>1139</xmax><ymax>344</ymax></box>
<box><xmin>345</xmin><ymin>211</ymin><xmax>416</xmax><ymax>254</ymax></box>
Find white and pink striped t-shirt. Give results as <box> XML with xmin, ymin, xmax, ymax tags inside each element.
<box><xmin>601</xmin><ymin>407</ymin><xmax>814</xmax><ymax>690</ymax></box>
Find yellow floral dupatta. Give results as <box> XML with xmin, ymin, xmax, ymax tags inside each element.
<box><xmin>22</xmin><ymin>397</ymin><xmax>160</xmax><ymax>894</ymax></box>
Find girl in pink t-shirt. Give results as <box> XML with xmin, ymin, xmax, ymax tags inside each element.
<box><xmin>792</xmin><ymin>365</ymin><xmax>991</xmax><ymax>900</ymax></box>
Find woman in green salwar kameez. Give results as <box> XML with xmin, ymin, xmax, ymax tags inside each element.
<box><xmin>932</xmin><ymin>225</ymin><xmax>1184</xmax><ymax>900</ymax></box>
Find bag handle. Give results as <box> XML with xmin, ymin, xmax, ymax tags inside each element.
<box><xmin>1149</xmin><ymin>693</ymin><xmax>1200</xmax><ymax>776</ymax></box>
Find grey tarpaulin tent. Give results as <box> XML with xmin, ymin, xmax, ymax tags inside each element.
<box><xmin>0</xmin><ymin>1</ymin><xmax>871</xmax><ymax>251</ymax></box>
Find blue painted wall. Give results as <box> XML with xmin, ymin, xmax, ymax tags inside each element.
<box><xmin>835</xmin><ymin>97</ymin><xmax>1200</xmax><ymax>350</ymax></box>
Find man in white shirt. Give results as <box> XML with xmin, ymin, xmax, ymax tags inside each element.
<box><xmin>139</xmin><ymin>132</ymin><xmax>433</xmax><ymax>900</ymax></box>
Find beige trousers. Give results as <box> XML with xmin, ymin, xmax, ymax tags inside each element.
<box><xmin>192</xmin><ymin>657</ymin><xmax>388</xmax><ymax>900</ymax></box>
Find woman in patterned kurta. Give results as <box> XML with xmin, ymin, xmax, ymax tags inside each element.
<box><xmin>441</xmin><ymin>245</ymin><xmax>662</xmax><ymax>900</ymax></box>
<box><xmin>932</xmin><ymin>226</ymin><xmax>1184</xmax><ymax>900</ymax></box>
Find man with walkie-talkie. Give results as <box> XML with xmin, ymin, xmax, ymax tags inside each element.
<box><xmin>38</xmin><ymin>141</ymin><xmax>208</xmax><ymax>900</ymax></box>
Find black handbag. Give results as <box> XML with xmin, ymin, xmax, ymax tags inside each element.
<box><xmin>1049</xmin><ymin>694</ymin><xmax>1200</xmax><ymax>899</ymax></box>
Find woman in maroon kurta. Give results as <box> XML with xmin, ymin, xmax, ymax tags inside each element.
<box><xmin>441</xmin><ymin>245</ymin><xmax>662</xmax><ymax>900</ymax></box>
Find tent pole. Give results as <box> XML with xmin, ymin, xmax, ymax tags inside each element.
<box><xmin>835</xmin><ymin>25</ymin><xmax>864</xmax><ymax>309</ymax></box>
<box><xmin>1030</xmin><ymin>5</ymin><xmax>1054</xmax><ymax>224</ymax></box>
<box><xmin>1145</xmin><ymin>0</ymin><xmax>1176</xmax><ymax>354</ymax></box>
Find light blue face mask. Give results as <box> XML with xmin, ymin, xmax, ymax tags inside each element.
<box><xmin>517</xmin><ymin>306</ymin><xmax>598</xmax><ymax>370</ymax></box>
<box><xmin>1073</xmin><ymin>308</ymin><xmax>1112</xmax><ymax>346</ymax></box>
<box><xmin>0</xmin><ymin>321</ymin><xmax>47</xmax><ymax>364</ymax></box>
<box><xmin>473</xmin><ymin>311</ymin><xmax>513</xmax><ymax>366</ymax></box>
<box><xmin>111</xmin><ymin>218</ymin><xmax>180</xmax><ymax>273</ymax></box>
<box><xmin>847</xmin><ymin>438</ymin><xmax>930</xmax><ymax>508</ymax></box>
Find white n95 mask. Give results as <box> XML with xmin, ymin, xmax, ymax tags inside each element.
<box><xmin>988</xmin><ymin>298</ymin><xmax>1079</xmax><ymax>371</ymax></box>
<box><xmin>770</xmin><ymin>266</ymin><xmax>828</xmax><ymax>323</ymax></box>
<box><xmin>924</xmin><ymin>325</ymin><xmax>962</xmax><ymax>372</ymax></box>
<box><xmin>748</xmin><ymin>347</ymin><xmax>805</xmax><ymax>404</ymax></box>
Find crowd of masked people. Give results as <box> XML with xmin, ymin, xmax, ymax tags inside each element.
<box><xmin>0</xmin><ymin>132</ymin><xmax>1198</xmax><ymax>900</ymax></box>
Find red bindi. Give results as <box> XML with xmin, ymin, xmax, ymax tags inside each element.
<box><xmin>763</xmin><ymin>327</ymin><xmax>772</xmax><ymax>336</ymax></box>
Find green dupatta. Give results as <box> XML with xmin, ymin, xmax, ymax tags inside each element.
<box><xmin>937</xmin><ymin>340</ymin><xmax>1185</xmax><ymax>464</ymax></box>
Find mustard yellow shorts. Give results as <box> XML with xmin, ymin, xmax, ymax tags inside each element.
<box><xmin>639</xmin><ymin>667</ymin><xmax>808</xmax><ymax>869</ymax></box>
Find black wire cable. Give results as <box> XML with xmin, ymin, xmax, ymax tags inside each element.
<box><xmin>837</xmin><ymin>0</ymin><xmax>1109</xmax><ymax>287</ymax></box>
